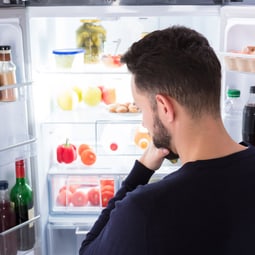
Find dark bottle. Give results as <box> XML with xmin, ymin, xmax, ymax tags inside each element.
<box><xmin>10</xmin><ymin>159</ymin><xmax>35</xmax><ymax>251</ymax></box>
<box><xmin>0</xmin><ymin>180</ymin><xmax>17</xmax><ymax>255</ymax></box>
<box><xmin>242</xmin><ymin>86</ymin><xmax>255</xmax><ymax>146</ymax></box>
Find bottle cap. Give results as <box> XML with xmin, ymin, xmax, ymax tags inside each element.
<box><xmin>227</xmin><ymin>89</ymin><xmax>240</xmax><ymax>98</ymax></box>
<box><xmin>0</xmin><ymin>45</ymin><xmax>11</xmax><ymax>51</ymax></box>
<box><xmin>15</xmin><ymin>160</ymin><xmax>25</xmax><ymax>178</ymax></box>
<box><xmin>250</xmin><ymin>86</ymin><xmax>255</xmax><ymax>93</ymax></box>
<box><xmin>0</xmin><ymin>180</ymin><xmax>8</xmax><ymax>190</ymax></box>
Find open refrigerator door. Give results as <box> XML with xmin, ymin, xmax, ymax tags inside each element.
<box><xmin>0</xmin><ymin>6</ymin><xmax>41</xmax><ymax>255</ymax></box>
<box><xmin>220</xmin><ymin>5</ymin><xmax>255</xmax><ymax>143</ymax></box>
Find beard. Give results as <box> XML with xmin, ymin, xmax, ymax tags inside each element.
<box><xmin>152</xmin><ymin>113</ymin><xmax>179</xmax><ymax>160</ymax></box>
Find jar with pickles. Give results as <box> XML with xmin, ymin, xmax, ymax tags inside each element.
<box><xmin>76</xmin><ymin>19</ymin><xmax>106</xmax><ymax>64</ymax></box>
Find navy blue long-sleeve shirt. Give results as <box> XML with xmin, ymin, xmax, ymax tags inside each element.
<box><xmin>80</xmin><ymin>146</ymin><xmax>255</xmax><ymax>255</ymax></box>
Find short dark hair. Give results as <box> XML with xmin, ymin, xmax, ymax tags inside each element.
<box><xmin>121</xmin><ymin>25</ymin><xmax>222</xmax><ymax>119</ymax></box>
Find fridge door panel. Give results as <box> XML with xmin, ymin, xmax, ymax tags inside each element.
<box><xmin>220</xmin><ymin>6</ymin><xmax>255</xmax><ymax>140</ymax></box>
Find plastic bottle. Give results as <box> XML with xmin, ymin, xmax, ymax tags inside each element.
<box><xmin>0</xmin><ymin>180</ymin><xmax>17</xmax><ymax>255</ymax></box>
<box><xmin>0</xmin><ymin>45</ymin><xmax>17</xmax><ymax>102</ymax></box>
<box><xmin>242</xmin><ymin>86</ymin><xmax>255</xmax><ymax>146</ymax></box>
<box><xmin>10</xmin><ymin>159</ymin><xmax>35</xmax><ymax>251</ymax></box>
<box><xmin>223</xmin><ymin>89</ymin><xmax>243</xmax><ymax>143</ymax></box>
<box><xmin>134</xmin><ymin>126</ymin><xmax>151</xmax><ymax>150</ymax></box>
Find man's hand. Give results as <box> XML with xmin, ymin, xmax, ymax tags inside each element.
<box><xmin>139</xmin><ymin>142</ymin><xmax>170</xmax><ymax>171</ymax></box>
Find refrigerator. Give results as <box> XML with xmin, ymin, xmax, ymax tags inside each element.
<box><xmin>1</xmin><ymin>0</ymin><xmax>255</xmax><ymax>254</ymax></box>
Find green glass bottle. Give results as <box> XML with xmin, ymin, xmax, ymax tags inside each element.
<box><xmin>10</xmin><ymin>159</ymin><xmax>35</xmax><ymax>251</ymax></box>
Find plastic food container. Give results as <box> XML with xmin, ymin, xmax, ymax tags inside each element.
<box><xmin>52</xmin><ymin>48</ymin><xmax>84</xmax><ymax>69</ymax></box>
<box><xmin>101</xmin><ymin>54</ymin><xmax>123</xmax><ymax>68</ymax></box>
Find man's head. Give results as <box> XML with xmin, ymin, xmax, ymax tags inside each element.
<box><xmin>121</xmin><ymin>26</ymin><xmax>222</xmax><ymax>153</ymax></box>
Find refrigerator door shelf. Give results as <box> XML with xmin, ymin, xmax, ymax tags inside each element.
<box><xmin>222</xmin><ymin>52</ymin><xmax>255</xmax><ymax>73</ymax></box>
<box><xmin>0</xmin><ymin>82</ymin><xmax>35</xmax><ymax>152</ymax></box>
<box><xmin>0</xmin><ymin>215</ymin><xmax>41</xmax><ymax>255</ymax></box>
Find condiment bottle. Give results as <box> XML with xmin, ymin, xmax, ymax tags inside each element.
<box><xmin>134</xmin><ymin>126</ymin><xmax>151</xmax><ymax>150</ymax></box>
<box><xmin>0</xmin><ymin>45</ymin><xmax>17</xmax><ymax>102</ymax></box>
<box><xmin>242</xmin><ymin>86</ymin><xmax>255</xmax><ymax>146</ymax></box>
<box><xmin>0</xmin><ymin>180</ymin><xmax>17</xmax><ymax>255</ymax></box>
<box><xmin>10</xmin><ymin>159</ymin><xmax>35</xmax><ymax>251</ymax></box>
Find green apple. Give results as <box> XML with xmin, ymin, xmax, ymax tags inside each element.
<box><xmin>83</xmin><ymin>86</ymin><xmax>102</xmax><ymax>106</ymax></box>
<box><xmin>57</xmin><ymin>89</ymin><xmax>79</xmax><ymax>111</ymax></box>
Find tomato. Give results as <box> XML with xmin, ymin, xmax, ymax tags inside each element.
<box><xmin>71</xmin><ymin>190</ymin><xmax>88</xmax><ymax>207</ymax></box>
<box><xmin>81</xmin><ymin>149</ymin><xmax>97</xmax><ymax>166</ymax></box>
<box><xmin>101</xmin><ymin>190</ymin><xmax>114</xmax><ymax>207</ymax></box>
<box><xmin>88</xmin><ymin>188</ymin><xmax>100</xmax><ymax>206</ymax></box>
<box><xmin>101</xmin><ymin>184</ymin><xmax>114</xmax><ymax>194</ymax></box>
<box><xmin>100</xmin><ymin>179</ymin><xmax>114</xmax><ymax>187</ymax></box>
<box><xmin>78</xmin><ymin>144</ymin><xmax>91</xmax><ymax>156</ymax></box>
<box><xmin>59</xmin><ymin>184</ymin><xmax>80</xmax><ymax>194</ymax></box>
<box><xmin>56</xmin><ymin>189</ymin><xmax>72</xmax><ymax>206</ymax></box>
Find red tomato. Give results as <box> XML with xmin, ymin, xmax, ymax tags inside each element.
<box><xmin>59</xmin><ymin>184</ymin><xmax>80</xmax><ymax>194</ymax></box>
<box><xmin>88</xmin><ymin>188</ymin><xmax>100</xmax><ymax>206</ymax></box>
<box><xmin>56</xmin><ymin>189</ymin><xmax>72</xmax><ymax>206</ymax></box>
<box><xmin>100</xmin><ymin>179</ymin><xmax>114</xmax><ymax>187</ymax></box>
<box><xmin>71</xmin><ymin>190</ymin><xmax>88</xmax><ymax>207</ymax></box>
<box><xmin>101</xmin><ymin>190</ymin><xmax>114</xmax><ymax>207</ymax></box>
<box><xmin>101</xmin><ymin>184</ymin><xmax>114</xmax><ymax>194</ymax></box>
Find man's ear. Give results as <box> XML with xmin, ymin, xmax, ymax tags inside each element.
<box><xmin>155</xmin><ymin>94</ymin><xmax>174</xmax><ymax>122</ymax></box>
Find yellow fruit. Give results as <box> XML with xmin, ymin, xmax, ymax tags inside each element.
<box><xmin>72</xmin><ymin>86</ymin><xmax>83</xmax><ymax>102</ymax></box>
<box><xmin>83</xmin><ymin>86</ymin><xmax>102</xmax><ymax>106</ymax></box>
<box><xmin>57</xmin><ymin>89</ymin><xmax>79</xmax><ymax>110</ymax></box>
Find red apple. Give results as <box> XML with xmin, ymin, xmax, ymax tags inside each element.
<box><xmin>102</xmin><ymin>87</ymin><xmax>116</xmax><ymax>105</ymax></box>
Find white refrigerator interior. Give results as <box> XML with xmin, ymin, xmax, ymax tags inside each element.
<box><xmin>28</xmin><ymin>5</ymin><xmax>221</xmax><ymax>255</ymax></box>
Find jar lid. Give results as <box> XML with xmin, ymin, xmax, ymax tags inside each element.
<box><xmin>0</xmin><ymin>180</ymin><xmax>8</xmax><ymax>190</ymax></box>
<box><xmin>52</xmin><ymin>48</ymin><xmax>85</xmax><ymax>55</ymax></box>
<box><xmin>80</xmin><ymin>19</ymin><xmax>100</xmax><ymax>23</ymax></box>
<box><xmin>227</xmin><ymin>89</ymin><xmax>240</xmax><ymax>98</ymax></box>
<box><xmin>0</xmin><ymin>45</ymin><xmax>11</xmax><ymax>51</ymax></box>
<box><xmin>250</xmin><ymin>86</ymin><xmax>255</xmax><ymax>93</ymax></box>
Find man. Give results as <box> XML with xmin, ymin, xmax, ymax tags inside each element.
<box><xmin>80</xmin><ymin>26</ymin><xmax>255</xmax><ymax>255</ymax></box>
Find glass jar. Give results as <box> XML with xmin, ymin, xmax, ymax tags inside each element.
<box><xmin>0</xmin><ymin>45</ymin><xmax>17</xmax><ymax>102</ymax></box>
<box><xmin>76</xmin><ymin>19</ymin><xmax>106</xmax><ymax>64</ymax></box>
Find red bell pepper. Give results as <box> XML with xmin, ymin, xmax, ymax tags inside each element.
<box><xmin>57</xmin><ymin>138</ymin><xmax>77</xmax><ymax>164</ymax></box>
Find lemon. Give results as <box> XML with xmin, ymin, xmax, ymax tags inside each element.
<box><xmin>57</xmin><ymin>89</ymin><xmax>79</xmax><ymax>111</ymax></box>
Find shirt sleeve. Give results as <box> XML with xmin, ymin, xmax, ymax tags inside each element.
<box><xmin>79</xmin><ymin>160</ymin><xmax>154</xmax><ymax>255</ymax></box>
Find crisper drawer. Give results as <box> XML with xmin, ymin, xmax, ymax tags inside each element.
<box><xmin>0</xmin><ymin>215</ymin><xmax>40</xmax><ymax>255</ymax></box>
<box><xmin>47</xmin><ymin>221</ymin><xmax>94</xmax><ymax>255</ymax></box>
<box><xmin>48</xmin><ymin>172</ymin><xmax>118</xmax><ymax>214</ymax></box>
